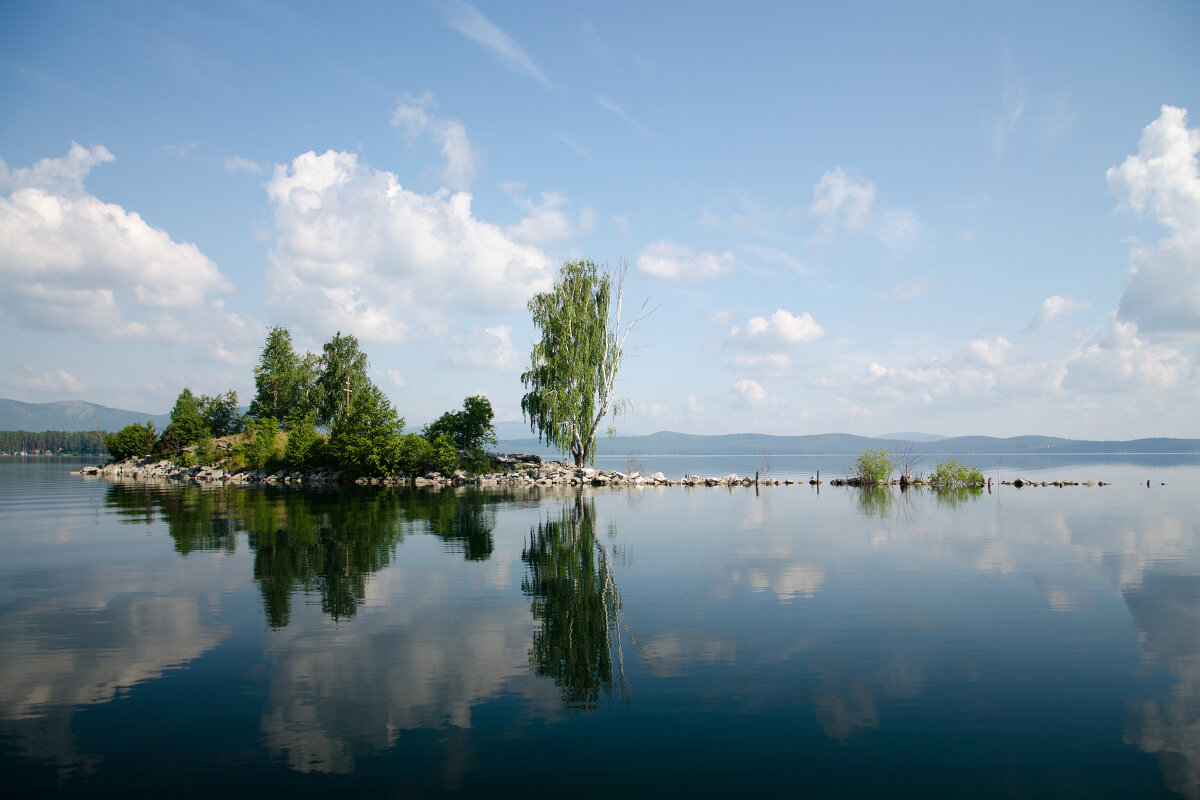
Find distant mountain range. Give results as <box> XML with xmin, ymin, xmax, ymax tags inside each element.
<box><xmin>3</xmin><ymin>399</ymin><xmax>1197</xmax><ymax>456</ymax></box>
<box><xmin>497</xmin><ymin>431</ymin><xmax>1200</xmax><ymax>456</ymax></box>
<box><xmin>0</xmin><ymin>399</ymin><xmax>170</xmax><ymax>432</ymax></box>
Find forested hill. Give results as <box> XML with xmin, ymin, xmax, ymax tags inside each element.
<box><xmin>496</xmin><ymin>431</ymin><xmax>1200</xmax><ymax>456</ymax></box>
<box><xmin>0</xmin><ymin>399</ymin><xmax>170</xmax><ymax>432</ymax></box>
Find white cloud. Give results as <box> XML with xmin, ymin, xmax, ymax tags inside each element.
<box><xmin>732</xmin><ymin>379</ymin><xmax>768</xmax><ymax>405</ymax></box>
<box><xmin>391</xmin><ymin>92</ymin><xmax>479</xmax><ymax>190</ymax></box>
<box><xmin>1063</xmin><ymin>317</ymin><xmax>1187</xmax><ymax>392</ymax></box>
<box><xmin>0</xmin><ymin>143</ymin><xmax>232</xmax><ymax>339</ymax></box>
<box><xmin>742</xmin><ymin>243</ymin><xmax>809</xmax><ymax>274</ymax></box>
<box><xmin>613</xmin><ymin>214</ymin><xmax>630</xmax><ymax>235</ymax></box>
<box><xmin>12</xmin><ymin>368</ymin><xmax>86</xmax><ymax>394</ymax></box>
<box><xmin>733</xmin><ymin>353</ymin><xmax>793</xmax><ymax>375</ymax></box>
<box><xmin>597</xmin><ymin>95</ymin><xmax>650</xmax><ymax>137</ymax></box>
<box><xmin>444</xmin><ymin>1</ymin><xmax>549</xmax><ymax>87</ymax></box>
<box><xmin>879</xmin><ymin>276</ymin><xmax>935</xmax><ymax>302</ymax></box>
<box><xmin>963</xmin><ymin>336</ymin><xmax>1012</xmax><ymax>367</ymax></box>
<box><xmin>808</xmin><ymin>167</ymin><xmax>920</xmax><ymax>250</ymax></box>
<box><xmin>440</xmin><ymin>324</ymin><xmax>519</xmax><ymax>369</ymax></box>
<box><xmin>685</xmin><ymin>395</ymin><xmax>704</xmax><ymax>415</ymax></box>
<box><xmin>1108</xmin><ymin>105</ymin><xmax>1200</xmax><ymax>332</ymax></box>
<box><xmin>503</xmin><ymin>189</ymin><xmax>594</xmax><ymax>245</ymax></box>
<box><xmin>224</xmin><ymin>155</ymin><xmax>263</xmax><ymax>174</ymax></box>
<box><xmin>382</xmin><ymin>368</ymin><xmax>405</xmax><ymax>388</ymax></box>
<box><xmin>637</xmin><ymin>240</ymin><xmax>735</xmax><ymax>281</ymax></box>
<box><xmin>1031</xmin><ymin>295</ymin><xmax>1089</xmax><ymax>327</ymax></box>
<box><xmin>266</xmin><ymin>149</ymin><xmax>555</xmax><ymax>343</ymax></box>
<box><xmin>728</xmin><ymin>309</ymin><xmax>824</xmax><ymax>351</ymax></box>
<box><xmin>162</xmin><ymin>139</ymin><xmax>198</xmax><ymax>157</ymax></box>
<box><xmin>993</xmin><ymin>49</ymin><xmax>1027</xmax><ymax>160</ymax></box>
<box><xmin>811</xmin><ymin>167</ymin><xmax>875</xmax><ymax>232</ymax></box>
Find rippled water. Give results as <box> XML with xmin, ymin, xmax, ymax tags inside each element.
<box><xmin>2</xmin><ymin>456</ymin><xmax>1198</xmax><ymax>798</ymax></box>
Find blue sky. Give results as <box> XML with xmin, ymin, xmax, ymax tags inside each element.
<box><xmin>1</xmin><ymin>0</ymin><xmax>1198</xmax><ymax>439</ymax></box>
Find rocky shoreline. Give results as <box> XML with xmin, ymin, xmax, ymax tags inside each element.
<box><xmin>75</xmin><ymin>453</ymin><xmax>1107</xmax><ymax>490</ymax></box>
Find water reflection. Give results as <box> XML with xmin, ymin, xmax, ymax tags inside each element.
<box><xmin>522</xmin><ymin>495</ymin><xmax>624</xmax><ymax>709</ymax></box>
<box><xmin>102</xmin><ymin>483</ymin><xmax>502</xmax><ymax>626</ymax></box>
<box><xmin>1123</xmin><ymin>572</ymin><xmax>1200</xmax><ymax>799</ymax></box>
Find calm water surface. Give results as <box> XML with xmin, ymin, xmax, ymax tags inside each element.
<box><xmin>2</xmin><ymin>456</ymin><xmax>1199</xmax><ymax>798</ymax></box>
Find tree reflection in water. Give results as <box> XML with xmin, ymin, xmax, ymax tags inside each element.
<box><xmin>102</xmin><ymin>483</ymin><xmax>501</xmax><ymax>626</ymax></box>
<box><xmin>522</xmin><ymin>494</ymin><xmax>625</xmax><ymax>710</ymax></box>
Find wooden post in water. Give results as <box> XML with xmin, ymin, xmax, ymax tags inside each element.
<box><xmin>344</xmin><ymin>376</ymin><xmax>351</xmax><ymax>419</ymax></box>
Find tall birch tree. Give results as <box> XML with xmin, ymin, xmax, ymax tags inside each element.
<box><xmin>520</xmin><ymin>259</ymin><xmax>650</xmax><ymax>467</ymax></box>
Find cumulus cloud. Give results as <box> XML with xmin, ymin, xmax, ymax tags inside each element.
<box><xmin>392</xmin><ymin>92</ymin><xmax>479</xmax><ymax>190</ymax></box>
<box><xmin>0</xmin><ymin>142</ymin><xmax>232</xmax><ymax>340</ymax></box>
<box><xmin>879</xmin><ymin>276</ymin><xmax>935</xmax><ymax>302</ymax></box>
<box><xmin>503</xmin><ymin>187</ymin><xmax>594</xmax><ymax>245</ymax></box>
<box><xmin>637</xmin><ymin>240</ymin><xmax>735</xmax><ymax>281</ymax></box>
<box><xmin>1063</xmin><ymin>318</ymin><xmax>1187</xmax><ymax>392</ymax></box>
<box><xmin>728</xmin><ymin>309</ymin><xmax>824</xmax><ymax>351</ymax></box>
<box><xmin>1031</xmin><ymin>295</ymin><xmax>1089</xmax><ymax>327</ymax></box>
<box><xmin>266</xmin><ymin>149</ymin><xmax>555</xmax><ymax>343</ymax></box>
<box><xmin>440</xmin><ymin>324</ymin><xmax>519</xmax><ymax>369</ymax></box>
<box><xmin>731</xmin><ymin>379</ymin><xmax>768</xmax><ymax>406</ymax></box>
<box><xmin>808</xmin><ymin>167</ymin><xmax>920</xmax><ymax>250</ymax></box>
<box><xmin>1108</xmin><ymin>105</ymin><xmax>1200</xmax><ymax>333</ymax></box>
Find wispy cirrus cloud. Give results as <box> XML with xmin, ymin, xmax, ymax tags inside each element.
<box><xmin>444</xmin><ymin>1</ymin><xmax>549</xmax><ymax>87</ymax></box>
<box><xmin>597</xmin><ymin>95</ymin><xmax>650</xmax><ymax>137</ymax></box>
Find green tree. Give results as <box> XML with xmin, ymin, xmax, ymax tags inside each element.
<box><xmin>282</xmin><ymin>412</ymin><xmax>325</xmax><ymax>470</ymax></box>
<box><xmin>250</xmin><ymin>326</ymin><xmax>303</xmax><ymax>425</ymax></box>
<box><xmin>245</xmin><ymin>417</ymin><xmax>281</xmax><ymax>469</ymax></box>
<box><xmin>424</xmin><ymin>394</ymin><xmax>497</xmax><ymax>453</ymax></box>
<box><xmin>156</xmin><ymin>388</ymin><xmax>207</xmax><ymax>455</ymax></box>
<box><xmin>314</xmin><ymin>331</ymin><xmax>371</xmax><ymax>427</ymax></box>
<box><xmin>200</xmin><ymin>390</ymin><xmax>242</xmax><ymax>437</ymax></box>
<box><xmin>521</xmin><ymin>260</ymin><xmax>650</xmax><ymax>467</ymax></box>
<box><xmin>327</xmin><ymin>382</ymin><xmax>404</xmax><ymax>477</ymax></box>
<box><xmin>103</xmin><ymin>421</ymin><xmax>157</xmax><ymax>461</ymax></box>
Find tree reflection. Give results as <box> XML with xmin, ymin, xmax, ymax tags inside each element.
<box><xmin>522</xmin><ymin>495</ymin><xmax>624</xmax><ymax>709</ymax></box>
<box><xmin>931</xmin><ymin>486</ymin><xmax>984</xmax><ymax>509</ymax></box>
<box><xmin>102</xmin><ymin>483</ymin><xmax>500</xmax><ymax>627</ymax></box>
<box><xmin>854</xmin><ymin>486</ymin><xmax>894</xmax><ymax>518</ymax></box>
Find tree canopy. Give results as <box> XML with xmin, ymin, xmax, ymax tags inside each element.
<box><xmin>424</xmin><ymin>395</ymin><xmax>497</xmax><ymax>453</ymax></box>
<box><xmin>521</xmin><ymin>259</ymin><xmax>649</xmax><ymax>467</ymax></box>
<box><xmin>314</xmin><ymin>331</ymin><xmax>370</xmax><ymax>427</ymax></box>
<box><xmin>250</xmin><ymin>326</ymin><xmax>302</xmax><ymax>425</ymax></box>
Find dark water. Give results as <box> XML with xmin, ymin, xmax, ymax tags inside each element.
<box><xmin>2</xmin><ymin>456</ymin><xmax>1199</xmax><ymax>798</ymax></box>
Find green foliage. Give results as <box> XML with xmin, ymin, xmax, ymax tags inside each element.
<box><xmin>244</xmin><ymin>417</ymin><xmax>281</xmax><ymax>470</ymax></box>
<box><xmin>853</xmin><ymin>447</ymin><xmax>894</xmax><ymax>484</ymax></box>
<box><xmin>394</xmin><ymin>433</ymin><xmax>458</xmax><ymax>477</ymax></box>
<box><xmin>522</xmin><ymin>498</ymin><xmax>619</xmax><ymax>708</ymax></box>
<box><xmin>200</xmin><ymin>390</ymin><xmax>242</xmax><ymax>437</ymax></box>
<box><xmin>522</xmin><ymin>259</ymin><xmax>642</xmax><ymax>467</ymax></box>
<box><xmin>424</xmin><ymin>394</ymin><xmax>497</xmax><ymax>453</ymax></box>
<box><xmin>314</xmin><ymin>331</ymin><xmax>371</xmax><ymax>428</ymax></box>
<box><xmin>156</xmin><ymin>388</ymin><xmax>207</xmax><ymax>455</ymax></box>
<box><xmin>930</xmin><ymin>458</ymin><xmax>985</xmax><ymax>487</ymax></box>
<box><xmin>103</xmin><ymin>422</ymin><xmax>158</xmax><ymax>461</ymax></box>
<box><xmin>250</xmin><ymin>326</ymin><xmax>305</xmax><ymax>425</ymax></box>
<box><xmin>283</xmin><ymin>413</ymin><xmax>325</xmax><ymax>470</ymax></box>
<box><xmin>328</xmin><ymin>383</ymin><xmax>404</xmax><ymax>477</ymax></box>
<box><xmin>1</xmin><ymin>430</ymin><xmax>109</xmax><ymax>456</ymax></box>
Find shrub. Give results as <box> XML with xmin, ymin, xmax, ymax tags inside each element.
<box><xmin>853</xmin><ymin>448</ymin><xmax>894</xmax><ymax>484</ymax></box>
<box><xmin>930</xmin><ymin>458</ymin><xmax>985</xmax><ymax>487</ymax></box>
<box><xmin>283</xmin><ymin>414</ymin><xmax>325</xmax><ymax>470</ymax></box>
<box><xmin>245</xmin><ymin>417</ymin><xmax>281</xmax><ymax>470</ymax></box>
<box><xmin>103</xmin><ymin>422</ymin><xmax>157</xmax><ymax>461</ymax></box>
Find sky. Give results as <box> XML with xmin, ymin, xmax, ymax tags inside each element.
<box><xmin>1</xmin><ymin>0</ymin><xmax>1198</xmax><ymax>440</ymax></box>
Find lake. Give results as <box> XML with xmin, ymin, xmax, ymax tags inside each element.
<box><xmin>2</xmin><ymin>455</ymin><xmax>1199</xmax><ymax>798</ymax></box>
